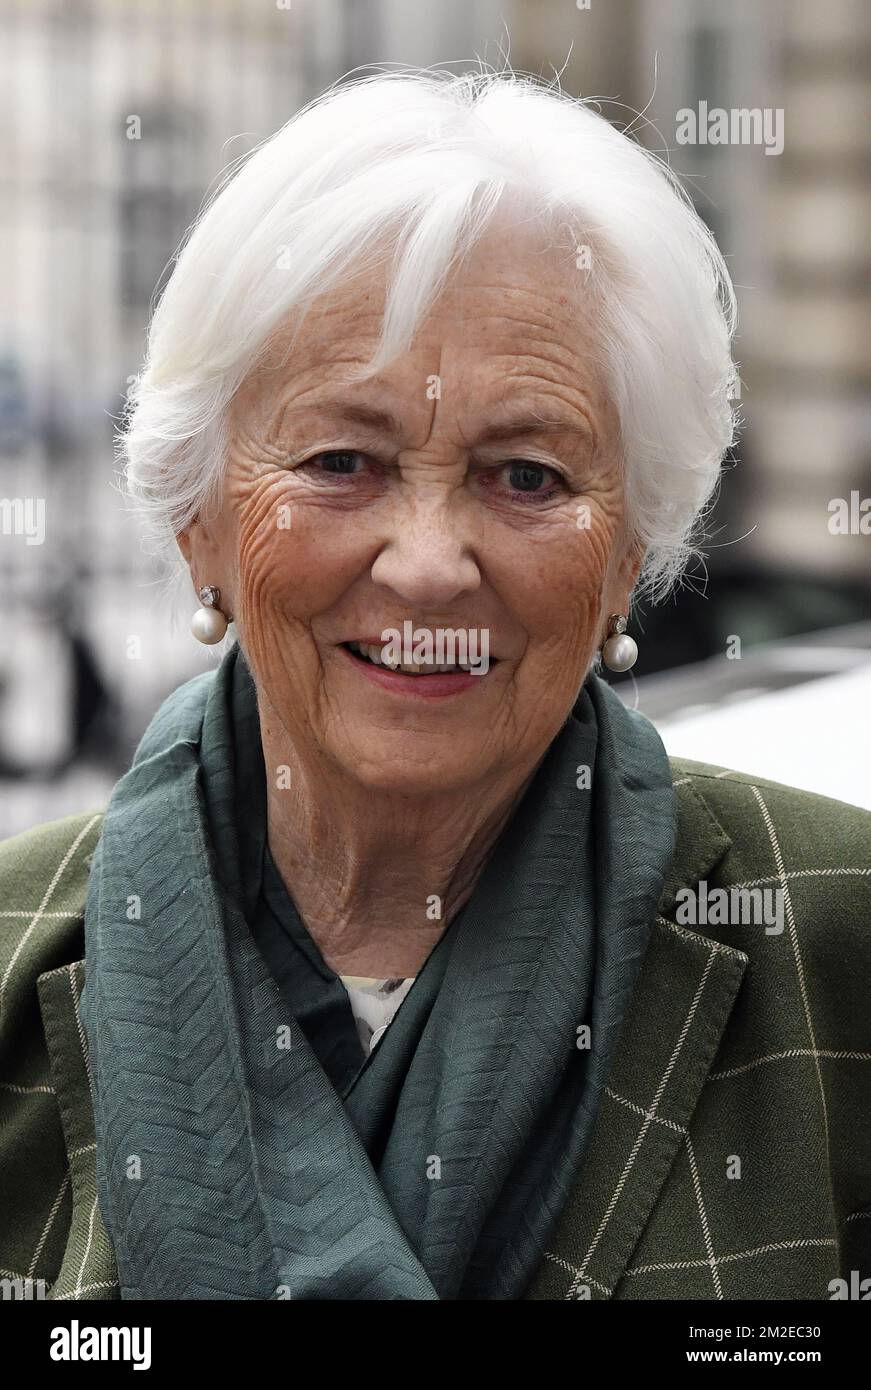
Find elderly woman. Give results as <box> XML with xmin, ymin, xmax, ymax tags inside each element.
<box><xmin>2</xmin><ymin>69</ymin><xmax>870</xmax><ymax>1304</ymax></box>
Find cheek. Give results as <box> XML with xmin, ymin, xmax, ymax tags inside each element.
<box><xmin>487</xmin><ymin>506</ymin><xmax>618</xmax><ymax>655</ymax></box>
<box><xmin>234</xmin><ymin>483</ymin><xmax>370</xmax><ymax>631</ymax></box>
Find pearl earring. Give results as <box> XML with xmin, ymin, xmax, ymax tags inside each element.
<box><xmin>601</xmin><ymin>613</ymin><xmax>638</xmax><ymax>672</ymax></box>
<box><xmin>191</xmin><ymin>585</ymin><xmax>229</xmax><ymax>645</ymax></box>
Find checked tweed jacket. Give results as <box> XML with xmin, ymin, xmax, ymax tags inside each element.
<box><xmin>1</xmin><ymin>757</ymin><xmax>870</xmax><ymax>1301</ymax></box>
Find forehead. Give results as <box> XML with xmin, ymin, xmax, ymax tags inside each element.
<box><xmin>236</xmin><ymin>220</ymin><xmax>608</xmax><ymax>431</ymax></box>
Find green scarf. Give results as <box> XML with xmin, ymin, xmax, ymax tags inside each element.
<box><xmin>81</xmin><ymin>643</ymin><xmax>676</xmax><ymax>1300</ymax></box>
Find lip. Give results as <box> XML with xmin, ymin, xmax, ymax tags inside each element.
<box><xmin>338</xmin><ymin>642</ymin><xmax>493</xmax><ymax>699</ymax></box>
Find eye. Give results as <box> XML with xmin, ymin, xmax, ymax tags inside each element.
<box><xmin>492</xmin><ymin>459</ymin><xmax>565</xmax><ymax>501</ymax></box>
<box><xmin>303</xmin><ymin>449</ymin><xmax>366</xmax><ymax>476</ymax></box>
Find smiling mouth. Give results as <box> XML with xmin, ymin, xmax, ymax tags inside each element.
<box><xmin>341</xmin><ymin>640</ymin><xmax>493</xmax><ymax>676</ymax></box>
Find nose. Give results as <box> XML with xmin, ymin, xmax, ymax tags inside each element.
<box><xmin>370</xmin><ymin>495</ymin><xmax>481</xmax><ymax>609</ymax></box>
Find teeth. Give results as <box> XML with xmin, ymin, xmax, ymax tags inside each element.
<box><xmin>346</xmin><ymin>640</ymin><xmax>472</xmax><ymax>674</ymax></box>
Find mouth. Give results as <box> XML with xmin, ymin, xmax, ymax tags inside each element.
<box><xmin>341</xmin><ymin>639</ymin><xmax>490</xmax><ymax>675</ymax></box>
<box><xmin>338</xmin><ymin>639</ymin><xmax>497</xmax><ymax>698</ymax></box>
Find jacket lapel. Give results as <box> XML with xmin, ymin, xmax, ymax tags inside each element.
<box><xmin>526</xmin><ymin>776</ymin><xmax>749</xmax><ymax>1299</ymax></box>
<box><xmin>36</xmin><ymin>956</ymin><xmax>120</xmax><ymax>1299</ymax></box>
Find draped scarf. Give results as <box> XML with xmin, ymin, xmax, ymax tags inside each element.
<box><xmin>81</xmin><ymin>643</ymin><xmax>676</xmax><ymax>1299</ymax></box>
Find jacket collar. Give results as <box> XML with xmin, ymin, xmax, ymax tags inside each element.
<box><xmin>526</xmin><ymin>775</ymin><xmax>749</xmax><ymax>1299</ymax></box>
<box><xmin>658</xmin><ymin>774</ymin><xmax>733</xmax><ymax>916</ymax></box>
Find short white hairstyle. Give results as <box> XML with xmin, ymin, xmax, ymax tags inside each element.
<box><xmin>121</xmin><ymin>64</ymin><xmax>738</xmax><ymax>602</ymax></box>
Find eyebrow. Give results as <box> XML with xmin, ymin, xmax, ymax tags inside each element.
<box><xmin>317</xmin><ymin>401</ymin><xmax>593</xmax><ymax>443</ymax></box>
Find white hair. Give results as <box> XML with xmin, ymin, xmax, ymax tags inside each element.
<box><xmin>121</xmin><ymin>64</ymin><xmax>738</xmax><ymax>602</ymax></box>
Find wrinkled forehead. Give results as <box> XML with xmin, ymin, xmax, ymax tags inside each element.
<box><xmin>231</xmin><ymin>217</ymin><xmax>608</xmax><ymax>438</ymax></box>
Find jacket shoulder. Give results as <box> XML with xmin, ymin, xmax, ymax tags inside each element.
<box><xmin>0</xmin><ymin>809</ymin><xmax>115</xmax><ymax>1299</ymax></box>
<box><xmin>0</xmin><ymin>806</ymin><xmax>104</xmax><ymax>875</ymax></box>
<box><xmin>668</xmin><ymin>755</ymin><xmax>871</xmax><ymax>864</ymax></box>
<box><xmin>0</xmin><ymin>810</ymin><xmax>104</xmax><ymax>981</ymax></box>
<box><xmin>664</xmin><ymin>755</ymin><xmax>871</xmax><ymax>987</ymax></box>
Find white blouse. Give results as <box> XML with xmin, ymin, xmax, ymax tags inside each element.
<box><xmin>339</xmin><ymin>975</ymin><xmax>417</xmax><ymax>1055</ymax></box>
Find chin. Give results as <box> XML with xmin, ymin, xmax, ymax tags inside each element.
<box><xmin>337</xmin><ymin>742</ymin><xmax>485</xmax><ymax>797</ymax></box>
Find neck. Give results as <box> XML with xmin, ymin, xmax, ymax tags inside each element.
<box><xmin>258</xmin><ymin>701</ymin><xmax>543</xmax><ymax>979</ymax></box>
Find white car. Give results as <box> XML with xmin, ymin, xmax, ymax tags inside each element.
<box><xmin>618</xmin><ymin>623</ymin><xmax>871</xmax><ymax>811</ymax></box>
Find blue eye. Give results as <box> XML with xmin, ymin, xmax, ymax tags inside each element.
<box><xmin>314</xmin><ymin>450</ymin><xmax>363</xmax><ymax>474</ymax></box>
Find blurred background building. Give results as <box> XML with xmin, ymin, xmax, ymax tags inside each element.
<box><xmin>1</xmin><ymin>0</ymin><xmax>869</xmax><ymax>834</ymax></box>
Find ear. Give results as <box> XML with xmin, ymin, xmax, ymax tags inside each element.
<box><xmin>176</xmin><ymin>527</ymin><xmax>193</xmax><ymax>566</ymax></box>
<box><xmin>174</xmin><ymin>515</ymin><xmax>231</xmax><ymax>605</ymax></box>
<box><xmin>604</xmin><ymin>534</ymin><xmax>646</xmax><ymax>622</ymax></box>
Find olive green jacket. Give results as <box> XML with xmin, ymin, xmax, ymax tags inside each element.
<box><xmin>1</xmin><ymin>759</ymin><xmax>870</xmax><ymax>1301</ymax></box>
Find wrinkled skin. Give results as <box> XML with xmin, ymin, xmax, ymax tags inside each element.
<box><xmin>178</xmin><ymin>219</ymin><xmax>642</xmax><ymax>975</ymax></box>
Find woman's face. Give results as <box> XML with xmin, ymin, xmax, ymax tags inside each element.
<box><xmin>182</xmin><ymin>223</ymin><xmax>641</xmax><ymax>794</ymax></box>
